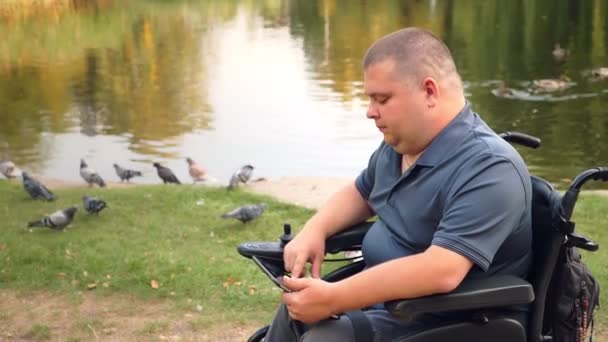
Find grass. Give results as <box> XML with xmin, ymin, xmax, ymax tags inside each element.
<box><xmin>26</xmin><ymin>324</ymin><xmax>50</xmax><ymax>340</ymax></box>
<box><xmin>1</xmin><ymin>180</ymin><xmax>608</xmax><ymax>332</ymax></box>
<box><xmin>0</xmin><ymin>180</ymin><xmax>313</xmax><ymax>324</ymax></box>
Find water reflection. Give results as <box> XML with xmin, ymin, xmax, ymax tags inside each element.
<box><xmin>0</xmin><ymin>0</ymin><xmax>607</xmax><ymax>187</ymax></box>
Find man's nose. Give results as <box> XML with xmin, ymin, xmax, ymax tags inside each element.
<box><xmin>366</xmin><ymin>103</ymin><xmax>379</xmax><ymax>119</ymax></box>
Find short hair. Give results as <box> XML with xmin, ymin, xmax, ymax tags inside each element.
<box><xmin>363</xmin><ymin>28</ymin><xmax>462</xmax><ymax>90</ymax></box>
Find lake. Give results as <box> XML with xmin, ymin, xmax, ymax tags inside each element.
<box><xmin>1</xmin><ymin>0</ymin><xmax>607</xmax><ymax>187</ymax></box>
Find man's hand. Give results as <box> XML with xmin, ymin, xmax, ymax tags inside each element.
<box><xmin>281</xmin><ymin>277</ymin><xmax>339</xmax><ymax>324</ymax></box>
<box><xmin>283</xmin><ymin>229</ymin><xmax>326</xmax><ymax>278</ymax></box>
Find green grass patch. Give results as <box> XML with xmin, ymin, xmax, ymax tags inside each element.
<box><xmin>1</xmin><ymin>181</ymin><xmax>608</xmax><ymax>331</ymax></box>
<box><xmin>26</xmin><ymin>324</ymin><xmax>50</xmax><ymax>340</ymax></box>
<box><xmin>0</xmin><ymin>180</ymin><xmax>312</xmax><ymax>324</ymax></box>
<box><xmin>139</xmin><ymin>320</ymin><xmax>170</xmax><ymax>335</ymax></box>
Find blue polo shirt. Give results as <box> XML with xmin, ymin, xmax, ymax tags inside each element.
<box><xmin>356</xmin><ymin>103</ymin><xmax>532</xmax><ymax>280</ymax></box>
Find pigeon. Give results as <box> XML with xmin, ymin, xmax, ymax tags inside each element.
<box><xmin>227</xmin><ymin>164</ymin><xmax>254</xmax><ymax>190</ymax></box>
<box><xmin>113</xmin><ymin>163</ymin><xmax>143</xmax><ymax>182</ymax></box>
<box><xmin>221</xmin><ymin>203</ymin><xmax>266</xmax><ymax>223</ymax></box>
<box><xmin>80</xmin><ymin>159</ymin><xmax>106</xmax><ymax>187</ymax></box>
<box><xmin>0</xmin><ymin>159</ymin><xmax>20</xmax><ymax>179</ymax></box>
<box><xmin>83</xmin><ymin>195</ymin><xmax>107</xmax><ymax>215</ymax></box>
<box><xmin>153</xmin><ymin>162</ymin><xmax>180</xmax><ymax>184</ymax></box>
<box><xmin>186</xmin><ymin>157</ymin><xmax>207</xmax><ymax>183</ymax></box>
<box><xmin>22</xmin><ymin>172</ymin><xmax>55</xmax><ymax>201</ymax></box>
<box><xmin>27</xmin><ymin>206</ymin><xmax>78</xmax><ymax>230</ymax></box>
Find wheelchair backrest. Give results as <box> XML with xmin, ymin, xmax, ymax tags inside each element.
<box><xmin>526</xmin><ymin>176</ymin><xmax>567</xmax><ymax>341</ymax></box>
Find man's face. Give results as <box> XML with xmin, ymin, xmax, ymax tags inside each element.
<box><xmin>364</xmin><ymin>59</ymin><xmax>428</xmax><ymax>155</ymax></box>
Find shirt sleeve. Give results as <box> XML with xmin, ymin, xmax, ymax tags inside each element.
<box><xmin>431</xmin><ymin>154</ymin><xmax>529</xmax><ymax>271</ymax></box>
<box><xmin>355</xmin><ymin>144</ymin><xmax>382</xmax><ymax>200</ymax></box>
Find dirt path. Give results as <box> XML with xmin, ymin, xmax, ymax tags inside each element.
<box><xmin>0</xmin><ymin>290</ymin><xmax>258</xmax><ymax>341</ymax></box>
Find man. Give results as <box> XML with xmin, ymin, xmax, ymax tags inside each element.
<box><xmin>265</xmin><ymin>27</ymin><xmax>532</xmax><ymax>341</ymax></box>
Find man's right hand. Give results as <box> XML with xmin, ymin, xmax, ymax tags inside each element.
<box><xmin>283</xmin><ymin>228</ymin><xmax>326</xmax><ymax>279</ymax></box>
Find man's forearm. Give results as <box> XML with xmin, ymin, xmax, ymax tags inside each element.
<box><xmin>301</xmin><ymin>181</ymin><xmax>373</xmax><ymax>239</ymax></box>
<box><xmin>330</xmin><ymin>246</ymin><xmax>473</xmax><ymax>314</ymax></box>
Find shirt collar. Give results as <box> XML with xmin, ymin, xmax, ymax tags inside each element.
<box><xmin>416</xmin><ymin>102</ymin><xmax>475</xmax><ymax>167</ymax></box>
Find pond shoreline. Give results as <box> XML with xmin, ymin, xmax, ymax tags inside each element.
<box><xmin>1</xmin><ymin>175</ymin><xmax>350</xmax><ymax>209</ymax></box>
<box><xmin>3</xmin><ymin>175</ymin><xmax>607</xmax><ymax>210</ymax></box>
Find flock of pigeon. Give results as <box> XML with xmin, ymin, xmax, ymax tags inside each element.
<box><xmin>1</xmin><ymin>152</ymin><xmax>268</xmax><ymax>231</ymax></box>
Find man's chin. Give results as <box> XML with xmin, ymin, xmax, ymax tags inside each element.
<box><xmin>383</xmin><ymin>136</ymin><xmax>397</xmax><ymax>147</ymax></box>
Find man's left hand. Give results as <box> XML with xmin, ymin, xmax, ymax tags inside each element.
<box><xmin>281</xmin><ymin>277</ymin><xmax>339</xmax><ymax>324</ymax></box>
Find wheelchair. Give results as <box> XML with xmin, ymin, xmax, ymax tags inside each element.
<box><xmin>238</xmin><ymin>132</ymin><xmax>605</xmax><ymax>342</ymax></box>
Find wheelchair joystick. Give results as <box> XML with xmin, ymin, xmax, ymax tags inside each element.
<box><xmin>280</xmin><ymin>223</ymin><xmax>293</xmax><ymax>247</ymax></box>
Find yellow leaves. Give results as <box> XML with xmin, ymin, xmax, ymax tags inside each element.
<box><xmin>87</xmin><ymin>283</ymin><xmax>97</xmax><ymax>290</ymax></box>
<box><xmin>151</xmin><ymin>279</ymin><xmax>160</xmax><ymax>289</ymax></box>
<box><xmin>224</xmin><ymin>277</ymin><xmax>255</xmax><ymax>295</ymax></box>
<box><xmin>57</xmin><ymin>272</ymin><xmax>66</xmax><ymax>279</ymax></box>
<box><xmin>222</xmin><ymin>276</ymin><xmax>236</xmax><ymax>288</ymax></box>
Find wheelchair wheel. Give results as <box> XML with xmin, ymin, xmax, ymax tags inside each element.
<box><xmin>247</xmin><ymin>325</ymin><xmax>269</xmax><ymax>342</ymax></box>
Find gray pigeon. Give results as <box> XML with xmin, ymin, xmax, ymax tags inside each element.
<box><xmin>27</xmin><ymin>206</ymin><xmax>78</xmax><ymax>230</ymax></box>
<box><xmin>22</xmin><ymin>172</ymin><xmax>55</xmax><ymax>201</ymax></box>
<box><xmin>80</xmin><ymin>159</ymin><xmax>106</xmax><ymax>187</ymax></box>
<box><xmin>113</xmin><ymin>163</ymin><xmax>143</xmax><ymax>182</ymax></box>
<box><xmin>227</xmin><ymin>164</ymin><xmax>254</xmax><ymax>190</ymax></box>
<box><xmin>83</xmin><ymin>195</ymin><xmax>107</xmax><ymax>215</ymax></box>
<box><xmin>153</xmin><ymin>162</ymin><xmax>181</xmax><ymax>184</ymax></box>
<box><xmin>221</xmin><ymin>203</ymin><xmax>266</xmax><ymax>223</ymax></box>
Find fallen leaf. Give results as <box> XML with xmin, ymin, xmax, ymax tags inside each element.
<box><xmin>223</xmin><ymin>276</ymin><xmax>237</xmax><ymax>289</ymax></box>
<box><xmin>196</xmin><ymin>304</ymin><xmax>203</xmax><ymax>312</ymax></box>
<box><xmin>187</xmin><ymin>267</ymin><xmax>192</xmax><ymax>272</ymax></box>
<box><xmin>71</xmin><ymin>279</ymin><xmax>80</xmax><ymax>286</ymax></box>
<box><xmin>102</xmin><ymin>282</ymin><xmax>109</xmax><ymax>288</ymax></box>
<box><xmin>106</xmin><ymin>274</ymin><xmax>111</xmax><ymax>279</ymax></box>
<box><xmin>151</xmin><ymin>279</ymin><xmax>160</xmax><ymax>289</ymax></box>
<box><xmin>248</xmin><ymin>286</ymin><xmax>256</xmax><ymax>295</ymax></box>
<box><xmin>87</xmin><ymin>283</ymin><xmax>97</xmax><ymax>290</ymax></box>
<box><xmin>82</xmin><ymin>271</ymin><xmax>88</xmax><ymax>277</ymax></box>
<box><xmin>170</xmin><ymin>291</ymin><xmax>176</xmax><ymax>296</ymax></box>
<box><xmin>234</xmin><ymin>281</ymin><xmax>242</xmax><ymax>286</ymax></box>
<box><xmin>57</xmin><ymin>272</ymin><xmax>67</xmax><ymax>278</ymax></box>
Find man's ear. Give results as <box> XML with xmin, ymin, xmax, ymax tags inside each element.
<box><xmin>422</xmin><ymin>77</ymin><xmax>439</xmax><ymax>108</ymax></box>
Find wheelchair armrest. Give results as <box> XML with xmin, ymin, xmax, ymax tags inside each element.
<box><xmin>325</xmin><ymin>221</ymin><xmax>374</xmax><ymax>254</ymax></box>
<box><xmin>385</xmin><ymin>275</ymin><xmax>534</xmax><ymax>322</ymax></box>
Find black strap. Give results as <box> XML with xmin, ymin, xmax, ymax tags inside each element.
<box><xmin>344</xmin><ymin>310</ymin><xmax>374</xmax><ymax>342</ymax></box>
